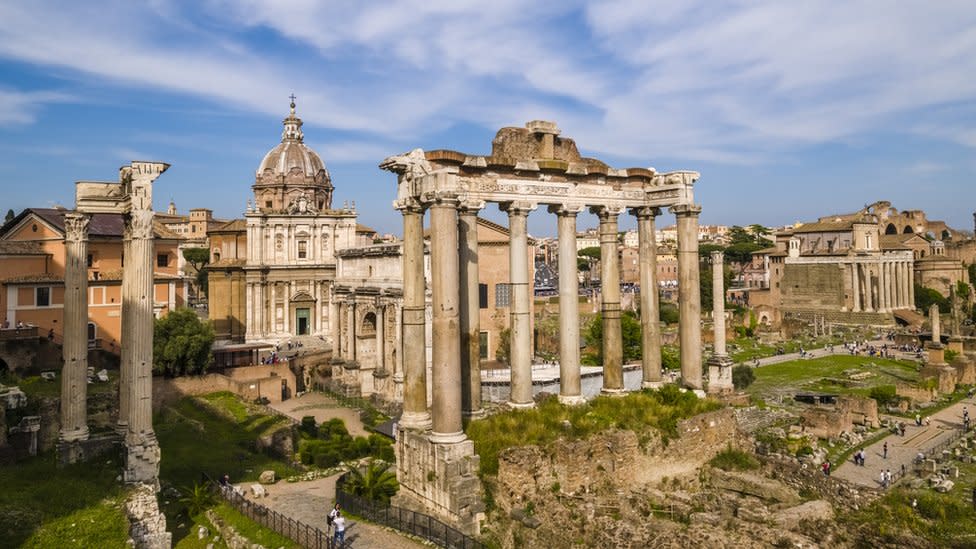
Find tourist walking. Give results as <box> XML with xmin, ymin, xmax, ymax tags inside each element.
<box><xmin>883</xmin><ymin>441</ymin><xmax>888</xmax><ymax>459</ymax></box>
<box><xmin>333</xmin><ymin>511</ymin><xmax>346</xmax><ymax>545</ymax></box>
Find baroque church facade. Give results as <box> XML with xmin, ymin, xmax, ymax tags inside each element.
<box><xmin>209</xmin><ymin>100</ymin><xmax>363</xmax><ymax>347</ymax></box>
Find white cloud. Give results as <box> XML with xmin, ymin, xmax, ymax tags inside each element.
<box><xmin>0</xmin><ymin>89</ymin><xmax>73</xmax><ymax>125</ymax></box>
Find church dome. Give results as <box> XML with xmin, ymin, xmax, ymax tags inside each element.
<box><xmin>256</xmin><ymin>100</ymin><xmax>329</xmax><ymax>178</ymax></box>
<box><xmin>252</xmin><ymin>99</ymin><xmax>334</xmax><ymax>213</ymax></box>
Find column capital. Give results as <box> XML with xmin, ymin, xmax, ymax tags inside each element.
<box><xmin>670</xmin><ymin>203</ymin><xmax>702</xmax><ymax>218</ymax></box>
<box><xmin>64</xmin><ymin>212</ymin><xmax>91</xmax><ymax>243</ymax></box>
<box><xmin>499</xmin><ymin>200</ymin><xmax>537</xmax><ymax>216</ymax></box>
<box><xmin>547</xmin><ymin>203</ymin><xmax>585</xmax><ymax>217</ymax></box>
<box><xmin>457</xmin><ymin>197</ymin><xmax>485</xmax><ymax>214</ymax></box>
<box><xmin>394</xmin><ymin>198</ymin><xmax>425</xmax><ymax>215</ymax></box>
<box><xmin>710</xmin><ymin>250</ymin><xmax>724</xmax><ymax>264</ymax></box>
<box><xmin>422</xmin><ymin>190</ymin><xmax>460</xmax><ymax>207</ymax></box>
<box><xmin>590</xmin><ymin>204</ymin><xmax>626</xmax><ymax>219</ymax></box>
<box><xmin>629</xmin><ymin>206</ymin><xmax>662</xmax><ymax>219</ymax></box>
<box><xmin>127</xmin><ymin>209</ymin><xmax>155</xmax><ymax>240</ymax></box>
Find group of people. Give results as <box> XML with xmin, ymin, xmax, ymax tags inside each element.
<box><xmin>852</xmin><ymin>449</ymin><xmax>868</xmax><ymax>466</ymax></box>
<box><xmin>1</xmin><ymin>319</ymin><xmax>28</xmax><ymax>329</ymax></box>
<box><xmin>880</xmin><ymin>468</ymin><xmax>894</xmax><ymax>489</ymax></box>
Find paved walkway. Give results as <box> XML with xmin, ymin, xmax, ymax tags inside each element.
<box><xmin>269</xmin><ymin>392</ymin><xmax>369</xmax><ymax>437</ymax></box>
<box><xmin>833</xmin><ymin>396</ymin><xmax>975</xmax><ymax>488</ymax></box>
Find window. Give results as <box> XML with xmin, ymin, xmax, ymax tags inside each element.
<box><xmin>265</xmin><ymin>201</ymin><xmax>273</xmax><ymax>208</ymax></box>
<box><xmin>36</xmin><ymin>287</ymin><xmax>50</xmax><ymax>307</ymax></box>
<box><xmin>298</xmin><ymin>240</ymin><xmax>308</xmax><ymax>259</ymax></box>
<box><xmin>86</xmin><ymin>254</ymin><xmax>93</xmax><ymax>267</ymax></box>
<box><xmin>157</xmin><ymin>254</ymin><xmax>169</xmax><ymax>267</ymax></box>
<box><xmin>495</xmin><ymin>283</ymin><xmax>511</xmax><ymax>307</ymax></box>
<box><xmin>479</xmin><ymin>284</ymin><xmax>488</xmax><ymax>309</ymax></box>
<box><xmin>479</xmin><ymin>331</ymin><xmax>489</xmax><ymax>359</ymax></box>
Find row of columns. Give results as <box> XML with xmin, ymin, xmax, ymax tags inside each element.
<box><xmin>850</xmin><ymin>259</ymin><xmax>914</xmax><ymax>313</ymax></box>
<box><xmin>332</xmin><ymin>296</ymin><xmax>396</xmax><ymax>375</ymax></box>
<box><xmin>397</xmin><ymin>192</ymin><xmax>704</xmax><ymax>444</ymax></box>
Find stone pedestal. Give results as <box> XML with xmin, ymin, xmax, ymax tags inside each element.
<box><xmin>394</xmin><ymin>429</ymin><xmax>484</xmax><ymax>536</ymax></box>
<box><xmin>707</xmin><ymin>355</ymin><xmax>735</xmax><ymax>395</ymax></box>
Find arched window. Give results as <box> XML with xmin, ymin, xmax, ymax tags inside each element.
<box><xmin>361</xmin><ymin>312</ymin><xmax>377</xmax><ymax>335</ymax></box>
<box><xmin>885</xmin><ymin>224</ymin><xmax>897</xmax><ymax>235</ymax></box>
<box><xmin>903</xmin><ymin>226</ymin><xmax>914</xmax><ymax>234</ymax></box>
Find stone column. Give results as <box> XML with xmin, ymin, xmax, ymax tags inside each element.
<box><xmin>707</xmin><ymin>250</ymin><xmax>734</xmax><ymax>394</ymax></box>
<box><xmin>245</xmin><ymin>283</ymin><xmax>254</xmax><ymax>339</ymax></box>
<box><xmin>375</xmin><ymin>302</ymin><xmax>385</xmax><ymax>374</ymax></box>
<box><xmin>672</xmin><ymin>204</ymin><xmax>703</xmax><ymax>391</ymax></box>
<box><xmin>428</xmin><ymin>194</ymin><xmax>465</xmax><ymax>443</ymax></box>
<box><xmin>503</xmin><ymin>201</ymin><xmax>535</xmax><ymax>408</ymax></box>
<box><xmin>346</xmin><ymin>299</ymin><xmax>356</xmax><ymax>363</ymax></box>
<box><xmin>60</xmin><ymin>212</ymin><xmax>91</xmax><ymax>443</ymax></box>
<box><xmin>117</xmin><ymin>220</ymin><xmax>133</xmax><ymax>436</ymax></box>
<box><xmin>551</xmin><ymin>205</ymin><xmax>584</xmax><ymax>404</ymax></box>
<box><xmin>123</xmin><ymin>207</ymin><xmax>161</xmax><ymax>484</ymax></box>
<box><xmin>851</xmin><ymin>262</ymin><xmax>861</xmax><ymax>312</ymax></box>
<box><xmin>908</xmin><ymin>264</ymin><xmax>916</xmax><ymax>310</ymax></box>
<box><xmin>931</xmin><ymin>303</ymin><xmax>941</xmax><ymax>344</ymax></box>
<box><xmin>898</xmin><ymin>262</ymin><xmax>907</xmax><ymax>308</ymax></box>
<box><xmin>458</xmin><ymin>202</ymin><xmax>484</xmax><ymax>418</ymax></box>
<box><xmin>398</xmin><ymin>203</ymin><xmax>431</xmax><ymax>429</ymax></box>
<box><xmin>633</xmin><ymin>207</ymin><xmax>663</xmax><ymax>387</ymax></box>
<box><xmin>879</xmin><ymin>261</ymin><xmax>889</xmax><ymax>312</ymax></box>
<box><xmin>592</xmin><ymin>206</ymin><xmax>624</xmax><ymax>395</ymax></box>
<box><xmin>861</xmin><ymin>264</ymin><xmax>873</xmax><ymax>312</ymax></box>
<box><xmin>284</xmin><ymin>282</ymin><xmax>292</xmax><ymax>334</ymax></box>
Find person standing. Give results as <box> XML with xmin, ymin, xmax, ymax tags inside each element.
<box><xmin>883</xmin><ymin>441</ymin><xmax>888</xmax><ymax>459</ymax></box>
<box><xmin>328</xmin><ymin>503</ymin><xmax>340</xmax><ymax>532</ymax></box>
<box><xmin>333</xmin><ymin>511</ymin><xmax>346</xmax><ymax>545</ymax></box>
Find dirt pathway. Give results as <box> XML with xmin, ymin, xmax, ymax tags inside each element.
<box><xmin>269</xmin><ymin>392</ymin><xmax>369</xmax><ymax>437</ymax></box>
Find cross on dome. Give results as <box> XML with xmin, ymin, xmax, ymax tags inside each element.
<box><xmin>282</xmin><ymin>95</ymin><xmax>304</xmax><ymax>142</ymax></box>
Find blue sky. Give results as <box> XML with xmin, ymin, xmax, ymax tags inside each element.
<box><xmin>1</xmin><ymin>1</ymin><xmax>974</xmax><ymax>237</ymax></box>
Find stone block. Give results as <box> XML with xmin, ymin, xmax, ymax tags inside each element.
<box><xmin>773</xmin><ymin>500</ymin><xmax>834</xmax><ymax>530</ymax></box>
<box><xmin>258</xmin><ymin>470</ymin><xmax>276</xmax><ymax>484</ymax></box>
<box><xmin>250</xmin><ymin>484</ymin><xmax>267</xmax><ymax>498</ymax></box>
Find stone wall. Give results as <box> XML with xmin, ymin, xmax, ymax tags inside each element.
<box><xmin>152</xmin><ymin>364</ymin><xmax>297</xmax><ymax>409</ymax></box>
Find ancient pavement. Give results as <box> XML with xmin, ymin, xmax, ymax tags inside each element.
<box><xmin>833</xmin><ymin>396</ymin><xmax>975</xmax><ymax>488</ymax></box>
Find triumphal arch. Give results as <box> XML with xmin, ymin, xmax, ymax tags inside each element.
<box><xmin>381</xmin><ymin>121</ymin><xmax>708</xmax><ymax>532</ymax></box>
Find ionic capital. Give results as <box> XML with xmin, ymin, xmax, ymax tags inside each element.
<box><xmin>63</xmin><ymin>212</ymin><xmax>91</xmax><ymax>243</ymax></box>
<box><xmin>630</xmin><ymin>206</ymin><xmax>662</xmax><ymax>219</ymax></box>
<box><xmin>499</xmin><ymin>200</ymin><xmax>537</xmax><ymax>217</ymax></box>
<box><xmin>669</xmin><ymin>203</ymin><xmax>702</xmax><ymax>218</ymax></box>
<box><xmin>547</xmin><ymin>203</ymin><xmax>585</xmax><ymax>217</ymax></box>
<box><xmin>590</xmin><ymin>204</ymin><xmax>625</xmax><ymax>220</ymax></box>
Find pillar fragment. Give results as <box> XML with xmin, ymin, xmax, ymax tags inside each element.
<box><xmin>398</xmin><ymin>203</ymin><xmax>431</xmax><ymax>430</ymax></box>
<box><xmin>429</xmin><ymin>195</ymin><xmax>465</xmax><ymax>443</ymax></box>
<box><xmin>632</xmin><ymin>207</ymin><xmax>662</xmax><ymax>387</ymax></box>
<box><xmin>672</xmin><ymin>204</ymin><xmax>703</xmax><ymax>390</ymax></box>
<box><xmin>502</xmin><ymin>201</ymin><xmax>535</xmax><ymax>408</ymax></box>
<box><xmin>551</xmin><ymin>205</ymin><xmax>584</xmax><ymax>404</ymax></box>
<box><xmin>458</xmin><ymin>203</ymin><xmax>485</xmax><ymax>418</ymax></box>
<box><xmin>60</xmin><ymin>212</ymin><xmax>91</xmax><ymax>443</ymax></box>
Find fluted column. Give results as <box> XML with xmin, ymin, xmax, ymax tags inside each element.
<box><xmin>851</xmin><ymin>262</ymin><xmax>861</xmax><ymax>312</ymax></box>
<box><xmin>909</xmin><ymin>263</ymin><xmax>916</xmax><ymax>310</ymax></box>
<box><xmin>429</xmin><ymin>194</ymin><xmax>465</xmax><ymax>443</ymax></box>
<box><xmin>879</xmin><ymin>261</ymin><xmax>889</xmax><ymax>312</ymax></box>
<box><xmin>901</xmin><ymin>261</ymin><xmax>910</xmax><ymax>308</ymax></box>
<box><xmin>346</xmin><ymin>299</ymin><xmax>356</xmax><ymax>363</ymax></box>
<box><xmin>245</xmin><ymin>283</ymin><xmax>254</xmax><ymax>338</ymax></box>
<box><xmin>117</xmin><ymin>220</ymin><xmax>133</xmax><ymax>436</ymax></box>
<box><xmin>672</xmin><ymin>204</ymin><xmax>703</xmax><ymax>390</ymax></box>
<box><xmin>329</xmin><ymin>291</ymin><xmax>339</xmax><ymax>356</ymax></box>
<box><xmin>284</xmin><ymin>282</ymin><xmax>291</xmax><ymax>334</ymax></box>
<box><xmin>593</xmin><ymin>205</ymin><xmax>624</xmax><ymax>395</ymax></box>
<box><xmin>633</xmin><ymin>207</ymin><xmax>663</xmax><ymax>387</ymax></box>
<box><xmin>503</xmin><ymin>201</ymin><xmax>535</xmax><ymax>408</ymax></box>
<box><xmin>398</xmin><ymin>203</ymin><xmax>430</xmax><ymax>430</ymax></box>
<box><xmin>60</xmin><ymin>212</ymin><xmax>91</xmax><ymax>443</ymax></box>
<box><xmin>458</xmin><ymin>202</ymin><xmax>484</xmax><ymax>418</ymax></box>
<box><xmin>551</xmin><ymin>205</ymin><xmax>584</xmax><ymax>404</ymax></box>
<box><xmin>123</xmin><ymin>206</ymin><xmax>161</xmax><ymax>483</ymax></box>
<box><xmin>861</xmin><ymin>264</ymin><xmax>873</xmax><ymax>312</ymax></box>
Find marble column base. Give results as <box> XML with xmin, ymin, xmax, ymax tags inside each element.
<box><xmin>399</xmin><ymin>411</ymin><xmax>433</xmax><ymax>431</ymax></box>
<box><xmin>600</xmin><ymin>387</ymin><xmax>627</xmax><ymax>397</ymax></box>
<box><xmin>506</xmin><ymin>400</ymin><xmax>535</xmax><ymax>410</ymax></box>
<box><xmin>641</xmin><ymin>381</ymin><xmax>667</xmax><ymax>390</ymax></box>
<box><xmin>558</xmin><ymin>394</ymin><xmax>587</xmax><ymax>406</ymax></box>
<box><xmin>429</xmin><ymin>430</ymin><xmax>467</xmax><ymax>444</ymax></box>
<box><xmin>462</xmin><ymin>408</ymin><xmax>487</xmax><ymax>420</ymax></box>
<box><xmin>59</xmin><ymin>425</ymin><xmax>90</xmax><ymax>443</ymax></box>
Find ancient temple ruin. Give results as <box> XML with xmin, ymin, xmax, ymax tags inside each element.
<box><xmin>380</xmin><ymin>121</ymin><xmax>705</xmax><ymax>532</ymax></box>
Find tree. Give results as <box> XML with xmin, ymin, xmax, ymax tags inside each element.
<box><xmin>582</xmin><ymin>310</ymin><xmax>642</xmax><ymax>365</ymax></box>
<box><xmin>153</xmin><ymin>307</ymin><xmax>215</xmax><ymax>376</ymax></box>
<box><xmin>343</xmin><ymin>459</ymin><xmax>399</xmax><ymax>505</ymax></box>
<box><xmin>732</xmin><ymin>365</ymin><xmax>755</xmax><ymax>390</ymax></box>
<box><xmin>577</xmin><ymin>247</ymin><xmax>601</xmax><ymax>261</ymax></box>
<box><xmin>915</xmin><ymin>285</ymin><xmax>949</xmax><ymax>314</ymax></box>
<box><xmin>698</xmin><ymin>243</ymin><xmax>726</xmax><ymax>260</ymax></box>
<box><xmin>182</xmin><ymin>247</ymin><xmax>210</xmax><ymax>297</ymax></box>
<box><xmin>4</xmin><ymin>209</ymin><xmax>14</xmax><ymax>223</ymax></box>
<box><xmin>699</xmin><ymin>260</ymin><xmax>734</xmax><ymax>312</ymax></box>
<box><xmin>495</xmin><ymin>327</ymin><xmax>511</xmax><ymax>365</ymax></box>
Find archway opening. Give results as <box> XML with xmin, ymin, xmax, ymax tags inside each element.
<box><xmin>885</xmin><ymin>223</ymin><xmax>897</xmax><ymax>235</ymax></box>
<box><xmin>902</xmin><ymin>226</ymin><xmax>914</xmax><ymax>234</ymax></box>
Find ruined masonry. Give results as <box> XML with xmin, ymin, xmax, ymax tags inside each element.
<box><xmin>381</xmin><ymin>121</ymin><xmax>704</xmax><ymax>533</ymax></box>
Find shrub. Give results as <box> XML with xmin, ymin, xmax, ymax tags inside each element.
<box><xmin>300</xmin><ymin>416</ymin><xmax>318</xmax><ymax>438</ymax></box>
<box><xmin>709</xmin><ymin>445</ymin><xmax>760</xmax><ymax>471</ymax></box>
<box><xmin>869</xmin><ymin>385</ymin><xmax>897</xmax><ymax>407</ymax></box>
<box><xmin>732</xmin><ymin>364</ymin><xmax>755</xmax><ymax>390</ymax></box>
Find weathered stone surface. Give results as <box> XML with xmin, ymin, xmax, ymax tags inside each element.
<box><xmin>773</xmin><ymin>500</ymin><xmax>834</xmax><ymax>530</ymax></box>
<box><xmin>258</xmin><ymin>470</ymin><xmax>276</xmax><ymax>484</ymax></box>
<box><xmin>125</xmin><ymin>484</ymin><xmax>171</xmax><ymax>549</ymax></box>
<box><xmin>709</xmin><ymin>468</ymin><xmax>801</xmax><ymax>505</ymax></box>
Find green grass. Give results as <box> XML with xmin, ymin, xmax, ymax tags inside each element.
<box><xmin>156</xmin><ymin>393</ymin><xmax>298</xmax><ymax>489</ymax></box>
<box><xmin>207</xmin><ymin>502</ymin><xmax>301</xmax><ymax>549</ymax></box>
<box><xmin>0</xmin><ymin>454</ymin><xmax>127</xmax><ymax>547</ymax></box>
<box><xmin>745</xmin><ymin>355</ymin><xmax>919</xmax><ymax>400</ymax></box>
<box><xmin>467</xmin><ymin>385</ymin><xmax>722</xmax><ymax>476</ymax></box>
<box><xmin>17</xmin><ymin>370</ymin><xmax>120</xmax><ymax>398</ymax></box>
<box><xmin>708</xmin><ymin>445</ymin><xmax>760</xmax><ymax>471</ymax></box>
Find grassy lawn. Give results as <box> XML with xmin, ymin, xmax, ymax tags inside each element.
<box><xmin>15</xmin><ymin>370</ymin><xmax>120</xmax><ymax>399</ymax></box>
<box><xmin>467</xmin><ymin>386</ymin><xmax>722</xmax><ymax>476</ymax></box>
<box><xmin>746</xmin><ymin>355</ymin><xmax>919</xmax><ymax>400</ymax></box>
<box><xmin>728</xmin><ymin>335</ymin><xmax>846</xmax><ymax>363</ymax></box>
<box><xmin>0</xmin><ymin>454</ymin><xmax>128</xmax><ymax>548</ymax></box>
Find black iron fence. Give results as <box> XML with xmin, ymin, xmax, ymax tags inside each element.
<box><xmin>208</xmin><ymin>476</ymin><xmax>342</xmax><ymax>549</ymax></box>
<box><xmin>336</xmin><ymin>474</ymin><xmax>484</xmax><ymax>549</ymax></box>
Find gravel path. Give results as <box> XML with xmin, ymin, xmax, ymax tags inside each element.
<box><xmin>269</xmin><ymin>392</ymin><xmax>369</xmax><ymax>437</ymax></box>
